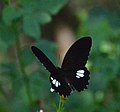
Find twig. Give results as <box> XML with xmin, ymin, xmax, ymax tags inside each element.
<box><xmin>16</xmin><ymin>37</ymin><xmax>34</xmax><ymax>110</ymax></box>
<box><xmin>57</xmin><ymin>95</ymin><xmax>67</xmax><ymax>112</ymax></box>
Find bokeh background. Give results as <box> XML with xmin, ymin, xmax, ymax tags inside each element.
<box><xmin>0</xmin><ymin>0</ymin><xmax>120</xmax><ymax>112</ymax></box>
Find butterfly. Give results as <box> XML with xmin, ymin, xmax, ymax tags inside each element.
<box><xmin>31</xmin><ymin>37</ymin><xmax>92</xmax><ymax>97</ymax></box>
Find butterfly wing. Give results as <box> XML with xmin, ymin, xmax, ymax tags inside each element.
<box><xmin>67</xmin><ymin>67</ymin><xmax>90</xmax><ymax>92</ymax></box>
<box><xmin>31</xmin><ymin>46</ymin><xmax>57</xmax><ymax>74</ymax></box>
<box><xmin>61</xmin><ymin>37</ymin><xmax>92</xmax><ymax>92</ymax></box>
<box><xmin>61</xmin><ymin>37</ymin><xmax>92</xmax><ymax>70</ymax></box>
<box><xmin>50</xmin><ymin>73</ymin><xmax>72</xmax><ymax>96</ymax></box>
<box><xmin>31</xmin><ymin>46</ymin><xmax>72</xmax><ymax>96</ymax></box>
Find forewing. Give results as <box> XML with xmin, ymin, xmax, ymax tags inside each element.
<box><xmin>31</xmin><ymin>46</ymin><xmax>57</xmax><ymax>74</ymax></box>
<box><xmin>61</xmin><ymin>37</ymin><xmax>92</xmax><ymax>70</ymax></box>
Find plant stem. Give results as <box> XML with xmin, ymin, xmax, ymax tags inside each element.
<box><xmin>57</xmin><ymin>98</ymin><xmax>62</xmax><ymax>112</ymax></box>
<box><xmin>57</xmin><ymin>96</ymin><xmax>66</xmax><ymax>112</ymax></box>
<box><xmin>16</xmin><ymin>38</ymin><xmax>34</xmax><ymax>110</ymax></box>
<box><xmin>0</xmin><ymin>83</ymin><xmax>7</xmax><ymax>99</ymax></box>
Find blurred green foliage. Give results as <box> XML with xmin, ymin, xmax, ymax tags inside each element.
<box><xmin>0</xmin><ymin>0</ymin><xmax>120</xmax><ymax>112</ymax></box>
<box><xmin>0</xmin><ymin>0</ymin><xmax>67</xmax><ymax>111</ymax></box>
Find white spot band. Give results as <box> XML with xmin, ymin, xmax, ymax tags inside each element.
<box><xmin>76</xmin><ymin>69</ymin><xmax>84</xmax><ymax>78</ymax></box>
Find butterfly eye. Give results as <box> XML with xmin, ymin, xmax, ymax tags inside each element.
<box><xmin>76</xmin><ymin>70</ymin><xmax>85</xmax><ymax>78</ymax></box>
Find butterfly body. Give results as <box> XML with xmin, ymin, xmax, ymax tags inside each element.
<box><xmin>31</xmin><ymin>37</ymin><xmax>92</xmax><ymax>97</ymax></box>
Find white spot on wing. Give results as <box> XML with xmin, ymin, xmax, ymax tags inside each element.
<box><xmin>76</xmin><ymin>73</ymin><xmax>84</xmax><ymax>77</ymax></box>
<box><xmin>76</xmin><ymin>69</ymin><xmax>85</xmax><ymax>78</ymax></box>
<box><xmin>52</xmin><ymin>79</ymin><xmax>56</xmax><ymax>84</ymax></box>
<box><xmin>76</xmin><ymin>75</ymin><xmax>80</xmax><ymax>78</ymax></box>
<box><xmin>37</xmin><ymin>109</ymin><xmax>44</xmax><ymax>112</ymax></box>
<box><xmin>51</xmin><ymin>77</ymin><xmax>61</xmax><ymax>87</ymax></box>
<box><xmin>77</xmin><ymin>70</ymin><xmax>84</xmax><ymax>74</ymax></box>
<box><xmin>55</xmin><ymin>81</ymin><xmax>59</xmax><ymax>87</ymax></box>
<box><xmin>51</xmin><ymin>77</ymin><xmax>53</xmax><ymax>80</ymax></box>
<box><xmin>40</xmin><ymin>109</ymin><xmax>44</xmax><ymax>112</ymax></box>
<box><xmin>58</xmin><ymin>82</ymin><xmax>61</xmax><ymax>86</ymax></box>
<box><xmin>50</xmin><ymin>88</ymin><xmax>54</xmax><ymax>92</ymax></box>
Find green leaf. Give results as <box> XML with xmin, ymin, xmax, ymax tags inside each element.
<box><xmin>0</xmin><ymin>40</ymin><xmax>8</xmax><ymax>53</ymax></box>
<box><xmin>0</xmin><ymin>26</ymin><xmax>17</xmax><ymax>44</ymax></box>
<box><xmin>34</xmin><ymin>12</ymin><xmax>52</xmax><ymax>24</ymax></box>
<box><xmin>38</xmin><ymin>0</ymin><xmax>68</xmax><ymax>14</ymax></box>
<box><xmin>21</xmin><ymin>46</ymin><xmax>35</xmax><ymax>66</ymax></box>
<box><xmin>23</xmin><ymin>16</ymin><xmax>40</xmax><ymax>39</ymax></box>
<box><xmin>21</xmin><ymin>0</ymin><xmax>68</xmax><ymax>14</ymax></box>
<box><xmin>21</xmin><ymin>0</ymin><xmax>68</xmax><ymax>39</ymax></box>
<box><xmin>10</xmin><ymin>90</ymin><xmax>30</xmax><ymax>112</ymax></box>
<box><xmin>34</xmin><ymin>39</ymin><xmax>58</xmax><ymax>65</ymax></box>
<box><xmin>0</xmin><ymin>104</ymin><xmax>8</xmax><ymax>112</ymax></box>
<box><xmin>95</xmin><ymin>91</ymin><xmax>104</xmax><ymax>103</ymax></box>
<box><xmin>0</xmin><ymin>24</ymin><xmax>17</xmax><ymax>52</ymax></box>
<box><xmin>29</xmin><ymin>72</ymin><xmax>49</xmax><ymax>100</ymax></box>
<box><xmin>87</xmin><ymin>19</ymin><xmax>113</xmax><ymax>39</ymax></box>
<box><xmin>0</xmin><ymin>62</ymin><xmax>23</xmax><ymax>95</ymax></box>
<box><xmin>22</xmin><ymin>11</ymin><xmax>51</xmax><ymax>39</ymax></box>
<box><xmin>2</xmin><ymin>6</ymin><xmax>22</xmax><ymax>25</ymax></box>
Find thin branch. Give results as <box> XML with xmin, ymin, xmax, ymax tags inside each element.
<box><xmin>57</xmin><ymin>96</ymin><xmax>67</xmax><ymax>112</ymax></box>
<box><xmin>16</xmin><ymin>37</ymin><xmax>34</xmax><ymax>110</ymax></box>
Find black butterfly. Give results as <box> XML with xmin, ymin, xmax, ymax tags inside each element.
<box><xmin>31</xmin><ymin>37</ymin><xmax>92</xmax><ymax>97</ymax></box>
